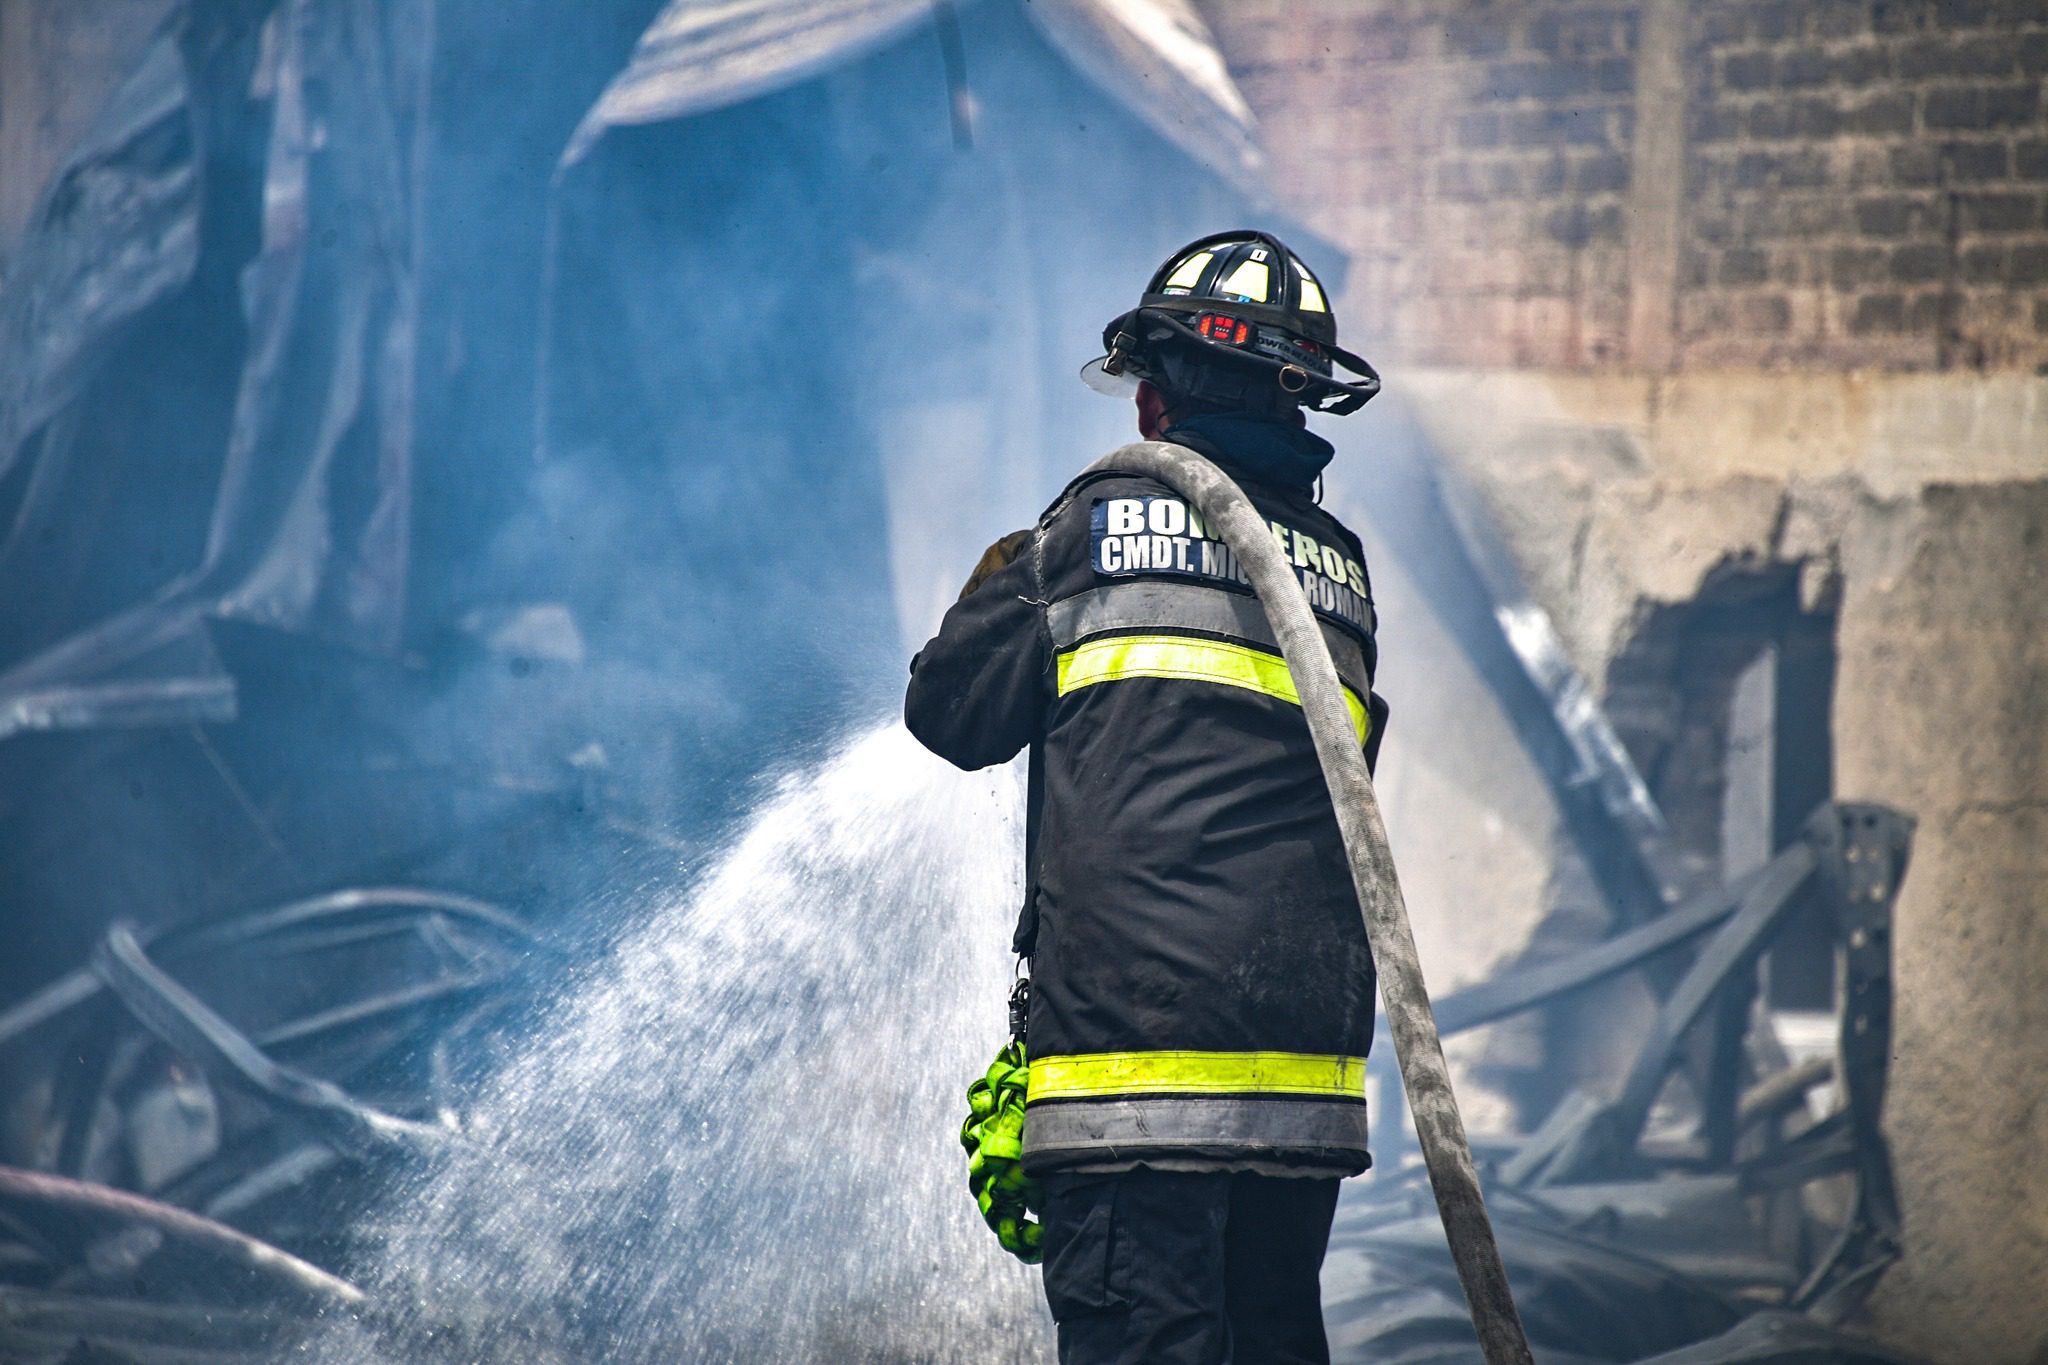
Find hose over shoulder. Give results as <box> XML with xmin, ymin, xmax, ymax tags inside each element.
<box><xmin>1084</xmin><ymin>441</ymin><xmax>1534</xmax><ymax>1365</ymax></box>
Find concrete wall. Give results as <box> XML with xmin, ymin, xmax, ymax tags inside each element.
<box><xmin>1390</xmin><ymin>372</ymin><xmax>2047</xmax><ymax>1365</ymax></box>
<box><xmin>1202</xmin><ymin>2</ymin><xmax>2048</xmax><ymax>1359</ymax></box>
<box><xmin>1394</xmin><ymin>377</ymin><xmax>2048</xmax><ymax>1365</ymax></box>
<box><xmin>1835</xmin><ymin>478</ymin><xmax>2048</xmax><ymax>1358</ymax></box>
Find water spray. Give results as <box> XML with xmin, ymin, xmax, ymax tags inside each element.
<box><xmin>1085</xmin><ymin>441</ymin><xmax>1535</xmax><ymax>1365</ymax></box>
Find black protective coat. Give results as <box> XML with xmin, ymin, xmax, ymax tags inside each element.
<box><xmin>905</xmin><ymin>438</ymin><xmax>1383</xmax><ymax>1175</ymax></box>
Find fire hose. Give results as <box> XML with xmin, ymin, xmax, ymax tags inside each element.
<box><xmin>1082</xmin><ymin>440</ymin><xmax>1534</xmax><ymax>1365</ymax></box>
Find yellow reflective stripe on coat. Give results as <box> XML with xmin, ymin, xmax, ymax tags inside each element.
<box><xmin>1055</xmin><ymin>635</ymin><xmax>1369</xmax><ymax>741</ymax></box>
<box><xmin>1027</xmin><ymin>1051</ymin><xmax>1367</xmax><ymax>1101</ymax></box>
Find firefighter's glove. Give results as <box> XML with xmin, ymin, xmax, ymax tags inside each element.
<box><xmin>958</xmin><ymin>530</ymin><xmax>1032</xmax><ymax>601</ymax></box>
<box><xmin>960</xmin><ymin>1040</ymin><xmax>1043</xmax><ymax>1263</ymax></box>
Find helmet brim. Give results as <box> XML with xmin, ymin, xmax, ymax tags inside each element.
<box><xmin>1089</xmin><ymin>308</ymin><xmax>1380</xmax><ymax>415</ymax></box>
<box><xmin>1080</xmin><ymin>355</ymin><xmax>1140</xmax><ymax>398</ymax></box>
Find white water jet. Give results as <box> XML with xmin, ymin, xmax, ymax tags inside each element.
<box><xmin>312</xmin><ymin>722</ymin><xmax>1048</xmax><ymax>1363</ymax></box>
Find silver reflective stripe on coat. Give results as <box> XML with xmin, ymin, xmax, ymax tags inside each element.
<box><xmin>1046</xmin><ymin>581</ymin><xmax>1372</xmax><ymax>702</ymax></box>
<box><xmin>1021</xmin><ymin>1095</ymin><xmax>1369</xmax><ymax>1168</ymax></box>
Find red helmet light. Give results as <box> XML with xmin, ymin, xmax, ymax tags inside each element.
<box><xmin>1196</xmin><ymin>312</ymin><xmax>1251</xmax><ymax>346</ymax></box>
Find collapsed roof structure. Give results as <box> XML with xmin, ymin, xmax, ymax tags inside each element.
<box><xmin>0</xmin><ymin>0</ymin><xmax>1299</xmax><ymax>1007</ymax></box>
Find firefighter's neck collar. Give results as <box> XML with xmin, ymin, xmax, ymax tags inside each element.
<box><xmin>1160</xmin><ymin>412</ymin><xmax>1334</xmax><ymax>495</ymax></box>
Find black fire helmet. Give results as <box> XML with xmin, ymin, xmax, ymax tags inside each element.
<box><xmin>1082</xmin><ymin>230</ymin><xmax>1380</xmax><ymax>417</ymax></box>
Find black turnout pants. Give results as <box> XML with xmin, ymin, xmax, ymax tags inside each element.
<box><xmin>1038</xmin><ymin>1168</ymin><xmax>1342</xmax><ymax>1365</ymax></box>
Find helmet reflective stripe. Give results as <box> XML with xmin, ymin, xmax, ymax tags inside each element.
<box><xmin>1162</xmin><ymin>250</ymin><xmax>1212</xmax><ymax>292</ymax></box>
<box><xmin>1293</xmin><ymin>261</ymin><xmax>1327</xmax><ymax>312</ymax></box>
<box><xmin>1216</xmin><ymin>257</ymin><xmax>1271</xmax><ymax>303</ymax></box>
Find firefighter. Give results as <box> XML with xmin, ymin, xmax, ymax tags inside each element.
<box><xmin>906</xmin><ymin>231</ymin><xmax>1385</xmax><ymax>1365</ymax></box>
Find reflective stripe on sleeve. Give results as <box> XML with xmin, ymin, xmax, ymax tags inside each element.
<box><xmin>1027</xmin><ymin>1050</ymin><xmax>1368</xmax><ymax>1101</ymax></box>
<box><xmin>1055</xmin><ymin>635</ymin><xmax>1370</xmax><ymax>742</ymax></box>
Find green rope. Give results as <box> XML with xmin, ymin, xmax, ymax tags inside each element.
<box><xmin>961</xmin><ymin>1040</ymin><xmax>1043</xmax><ymax>1263</ymax></box>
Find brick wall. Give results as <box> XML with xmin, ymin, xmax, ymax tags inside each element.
<box><xmin>1686</xmin><ymin>0</ymin><xmax>2048</xmax><ymax>365</ymax></box>
<box><xmin>1203</xmin><ymin>0</ymin><xmax>1641</xmax><ymax>369</ymax></box>
<box><xmin>1201</xmin><ymin>0</ymin><xmax>2048</xmax><ymax>371</ymax></box>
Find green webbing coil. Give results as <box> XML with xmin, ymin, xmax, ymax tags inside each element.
<box><xmin>961</xmin><ymin>1040</ymin><xmax>1043</xmax><ymax>1263</ymax></box>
